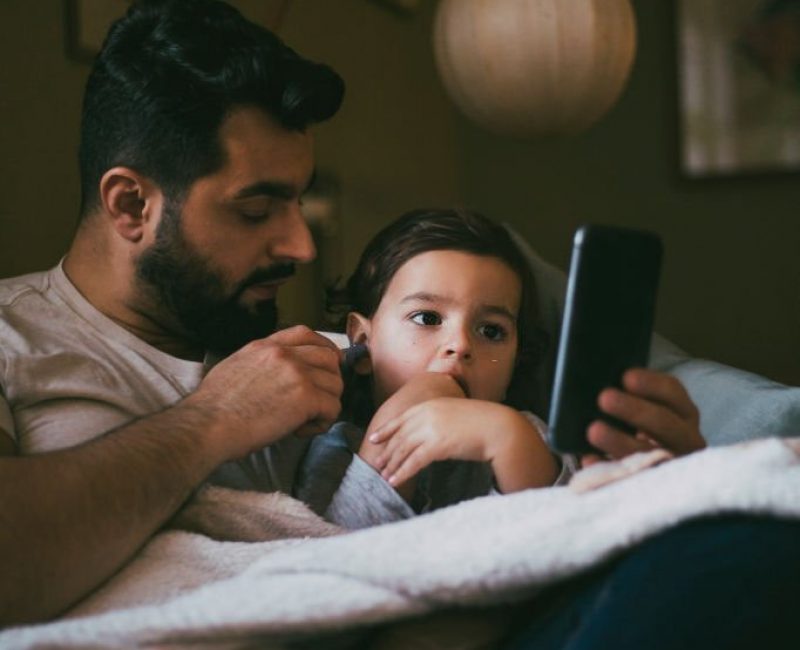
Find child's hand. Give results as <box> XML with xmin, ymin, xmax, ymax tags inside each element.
<box><xmin>356</xmin><ymin>373</ymin><xmax>465</xmax><ymax>498</ymax></box>
<box><xmin>368</xmin><ymin>398</ymin><xmax>498</xmax><ymax>486</ymax></box>
<box><xmin>581</xmin><ymin>368</ymin><xmax>705</xmax><ymax>466</ymax></box>
<box><xmin>359</xmin><ymin>372</ymin><xmax>465</xmax><ymax>467</ymax></box>
<box><xmin>368</xmin><ymin>399</ymin><xmax>557</xmax><ymax>491</ymax></box>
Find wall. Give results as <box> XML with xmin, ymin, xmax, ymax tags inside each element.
<box><xmin>0</xmin><ymin>0</ymin><xmax>461</xmax><ymax>326</ymax></box>
<box><xmin>279</xmin><ymin>0</ymin><xmax>461</xmax><ymax>325</ymax></box>
<box><xmin>0</xmin><ymin>0</ymin><xmax>87</xmax><ymax>275</ymax></box>
<box><xmin>453</xmin><ymin>0</ymin><xmax>800</xmax><ymax>386</ymax></box>
<box><xmin>0</xmin><ymin>0</ymin><xmax>796</xmax><ymax>386</ymax></box>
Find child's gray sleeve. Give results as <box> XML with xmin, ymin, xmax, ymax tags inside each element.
<box><xmin>326</xmin><ymin>455</ymin><xmax>416</xmax><ymax>529</ymax></box>
<box><xmin>293</xmin><ymin>422</ymin><xmax>355</xmax><ymax>516</ymax></box>
<box><xmin>521</xmin><ymin>410</ymin><xmax>578</xmax><ymax>486</ymax></box>
<box><xmin>294</xmin><ymin>422</ymin><xmax>415</xmax><ymax>529</ymax></box>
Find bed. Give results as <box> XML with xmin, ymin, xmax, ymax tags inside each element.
<box><xmin>2</xmin><ymin>232</ymin><xmax>799</xmax><ymax>649</ymax></box>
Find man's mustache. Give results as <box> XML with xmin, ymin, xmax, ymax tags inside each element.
<box><xmin>241</xmin><ymin>263</ymin><xmax>296</xmax><ymax>289</ymax></box>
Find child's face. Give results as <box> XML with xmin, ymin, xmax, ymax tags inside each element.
<box><xmin>349</xmin><ymin>250</ymin><xmax>521</xmax><ymax>406</ymax></box>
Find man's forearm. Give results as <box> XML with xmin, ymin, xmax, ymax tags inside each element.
<box><xmin>0</xmin><ymin>401</ymin><xmax>223</xmax><ymax>627</ymax></box>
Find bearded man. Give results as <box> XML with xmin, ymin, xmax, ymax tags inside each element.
<box><xmin>0</xmin><ymin>0</ymin><xmax>349</xmax><ymax>623</ymax></box>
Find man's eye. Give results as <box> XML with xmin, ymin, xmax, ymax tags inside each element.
<box><xmin>240</xmin><ymin>211</ymin><xmax>270</xmax><ymax>223</ymax></box>
<box><xmin>235</xmin><ymin>199</ymin><xmax>274</xmax><ymax>223</ymax></box>
<box><xmin>410</xmin><ymin>311</ymin><xmax>441</xmax><ymax>326</ymax></box>
<box><xmin>479</xmin><ymin>323</ymin><xmax>507</xmax><ymax>341</ymax></box>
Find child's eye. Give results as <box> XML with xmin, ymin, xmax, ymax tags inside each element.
<box><xmin>478</xmin><ymin>323</ymin><xmax>507</xmax><ymax>341</ymax></box>
<box><xmin>410</xmin><ymin>311</ymin><xmax>441</xmax><ymax>326</ymax></box>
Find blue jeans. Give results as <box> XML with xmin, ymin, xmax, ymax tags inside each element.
<box><xmin>505</xmin><ymin>515</ymin><xmax>800</xmax><ymax>650</ymax></box>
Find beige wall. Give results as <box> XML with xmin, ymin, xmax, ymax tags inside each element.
<box><xmin>453</xmin><ymin>0</ymin><xmax>800</xmax><ymax>387</ymax></box>
<box><xmin>0</xmin><ymin>1</ymin><xmax>797</xmax><ymax>385</ymax></box>
<box><xmin>278</xmin><ymin>0</ymin><xmax>461</xmax><ymax>325</ymax></box>
<box><xmin>0</xmin><ymin>0</ymin><xmax>87</xmax><ymax>274</ymax></box>
<box><xmin>0</xmin><ymin>0</ymin><xmax>461</xmax><ymax>325</ymax></box>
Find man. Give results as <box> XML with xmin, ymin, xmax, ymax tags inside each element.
<box><xmin>0</xmin><ymin>0</ymin><xmax>350</xmax><ymax>624</ymax></box>
<box><xmin>2</xmin><ymin>0</ymin><xmax>791</xmax><ymax>643</ymax></box>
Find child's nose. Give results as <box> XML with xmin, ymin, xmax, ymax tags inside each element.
<box><xmin>443</xmin><ymin>329</ymin><xmax>473</xmax><ymax>360</ymax></box>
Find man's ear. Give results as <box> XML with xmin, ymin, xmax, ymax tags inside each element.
<box><xmin>99</xmin><ymin>167</ymin><xmax>163</xmax><ymax>244</ymax></box>
<box><xmin>346</xmin><ymin>312</ymin><xmax>373</xmax><ymax>376</ymax></box>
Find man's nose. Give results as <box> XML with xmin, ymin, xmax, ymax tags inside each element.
<box><xmin>270</xmin><ymin>203</ymin><xmax>316</xmax><ymax>264</ymax></box>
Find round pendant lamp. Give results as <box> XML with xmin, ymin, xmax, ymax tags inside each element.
<box><xmin>433</xmin><ymin>0</ymin><xmax>637</xmax><ymax>137</ymax></box>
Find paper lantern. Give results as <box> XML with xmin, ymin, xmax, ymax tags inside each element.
<box><xmin>433</xmin><ymin>0</ymin><xmax>637</xmax><ymax>136</ymax></box>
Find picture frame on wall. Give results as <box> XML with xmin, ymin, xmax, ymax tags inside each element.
<box><xmin>677</xmin><ymin>0</ymin><xmax>800</xmax><ymax>177</ymax></box>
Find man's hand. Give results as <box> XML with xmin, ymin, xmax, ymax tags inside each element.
<box><xmin>582</xmin><ymin>368</ymin><xmax>705</xmax><ymax>466</ymax></box>
<box><xmin>188</xmin><ymin>326</ymin><xmax>343</xmax><ymax>461</ymax></box>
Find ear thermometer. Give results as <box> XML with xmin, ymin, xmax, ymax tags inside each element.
<box><xmin>316</xmin><ymin>331</ymin><xmax>368</xmax><ymax>371</ymax></box>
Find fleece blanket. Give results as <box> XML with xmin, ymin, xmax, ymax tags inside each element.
<box><xmin>3</xmin><ymin>438</ymin><xmax>800</xmax><ymax>649</ymax></box>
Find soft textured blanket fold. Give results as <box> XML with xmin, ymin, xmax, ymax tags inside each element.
<box><xmin>3</xmin><ymin>438</ymin><xmax>800</xmax><ymax>649</ymax></box>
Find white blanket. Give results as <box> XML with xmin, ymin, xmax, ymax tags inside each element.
<box><xmin>3</xmin><ymin>438</ymin><xmax>800</xmax><ymax>649</ymax></box>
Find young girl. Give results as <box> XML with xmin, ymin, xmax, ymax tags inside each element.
<box><xmin>295</xmin><ymin>208</ymin><xmax>575</xmax><ymax>528</ymax></box>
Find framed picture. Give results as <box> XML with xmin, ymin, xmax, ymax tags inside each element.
<box><xmin>677</xmin><ymin>0</ymin><xmax>800</xmax><ymax>177</ymax></box>
<box><xmin>65</xmin><ymin>0</ymin><xmax>291</xmax><ymax>63</ymax></box>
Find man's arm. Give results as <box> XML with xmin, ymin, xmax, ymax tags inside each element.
<box><xmin>0</xmin><ymin>326</ymin><xmax>342</xmax><ymax>627</ymax></box>
<box><xmin>0</xmin><ymin>406</ymin><xmax>220</xmax><ymax>627</ymax></box>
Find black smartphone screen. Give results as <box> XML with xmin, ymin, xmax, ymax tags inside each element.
<box><xmin>547</xmin><ymin>224</ymin><xmax>663</xmax><ymax>454</ymax></box>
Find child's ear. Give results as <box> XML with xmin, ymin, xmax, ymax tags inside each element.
<box><xmin>346</xmin><ymin>312</ymin><xmax>373</xmax><ymax>376</ymax></box>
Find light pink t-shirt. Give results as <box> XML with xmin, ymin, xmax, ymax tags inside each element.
<box><xmin>0</xmin><ymin>262</ymin><xmax>307</xmax><ymax>491</ymax></box>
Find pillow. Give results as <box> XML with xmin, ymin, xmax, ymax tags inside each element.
<box><xmin>506</xmin><ymin>225</ymin><xmax>800</xmax><ymax>445</ymax></box>
<box><xmin>661</xmin><ymin>359</ymin><xmax>800</xmax><ymax>445</ymax></box>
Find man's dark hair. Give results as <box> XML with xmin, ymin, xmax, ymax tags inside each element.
<box><xmin>328</xmin><ymin>208</ymin><xmax>548</xmax><ymax>419</ymax></box>
<box><xmin>78</xmin><ymin>0</ymin><xmax>344</xmax><ymax>216</ymax></box>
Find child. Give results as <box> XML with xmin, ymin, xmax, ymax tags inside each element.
<box><xmin>295</xmin><ymin>208</ymin><xmax>575</xmax><ymax>528</ymax></box>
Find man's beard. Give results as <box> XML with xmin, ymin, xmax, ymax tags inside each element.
<box><xmin>135</xmin><ymin>204</ymin><xmax>295</xmax><ymax>357</ymax></box>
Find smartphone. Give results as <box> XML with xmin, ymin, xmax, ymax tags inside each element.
<box><xmin>547</xmin><ymin>224</ymin><xmax>663</xmax><ymax>455</ymax></box>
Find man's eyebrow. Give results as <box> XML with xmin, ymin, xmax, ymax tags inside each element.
<box><xmin>232</xmin><ymin>171</ymin><xmax>317</xmax><ymax>201</ymax></box>
<box><xmin>232</xmin><ymin>181</ymin><xmax>295</xmax><ymax>201</ymax></box>
<box><xmin>401</xmin><ymin>292</ymin><xmax>516</xmax><ymax>320</ymax></box>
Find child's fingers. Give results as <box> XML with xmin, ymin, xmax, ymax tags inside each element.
<box><xmin>368</xmin><ymin>417</ymin><xmax>401</xmax><ymax>444</ymax></box>
<box><xmin>387</xmin><ymin>447</ymin><xmax>429</xmax><ymax>486</ymax></box>
<box><xmin>381</xmin><ymin>437</ymin><xmax>423</xmax><ymax>482</ymax></box>
<box><xmin>370</xmin><ymin>406</ymin><xmax>426</xmax><ymax>443</ymax></box>
<box><xmin>374</xmin><ymin>425</ymin><xmax>413</xmax><ymax>467</ymax></box>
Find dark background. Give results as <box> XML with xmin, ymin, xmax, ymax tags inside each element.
<box><xmin>1</xmin><ymin>0</ymin><xmax>797</xmax><ymax>385</ymax></box>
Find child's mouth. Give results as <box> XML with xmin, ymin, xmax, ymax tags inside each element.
<box><xmin>451</xmin><ymin>375</ymin><xmax>470</xmax><ymax>397</ymax></box>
